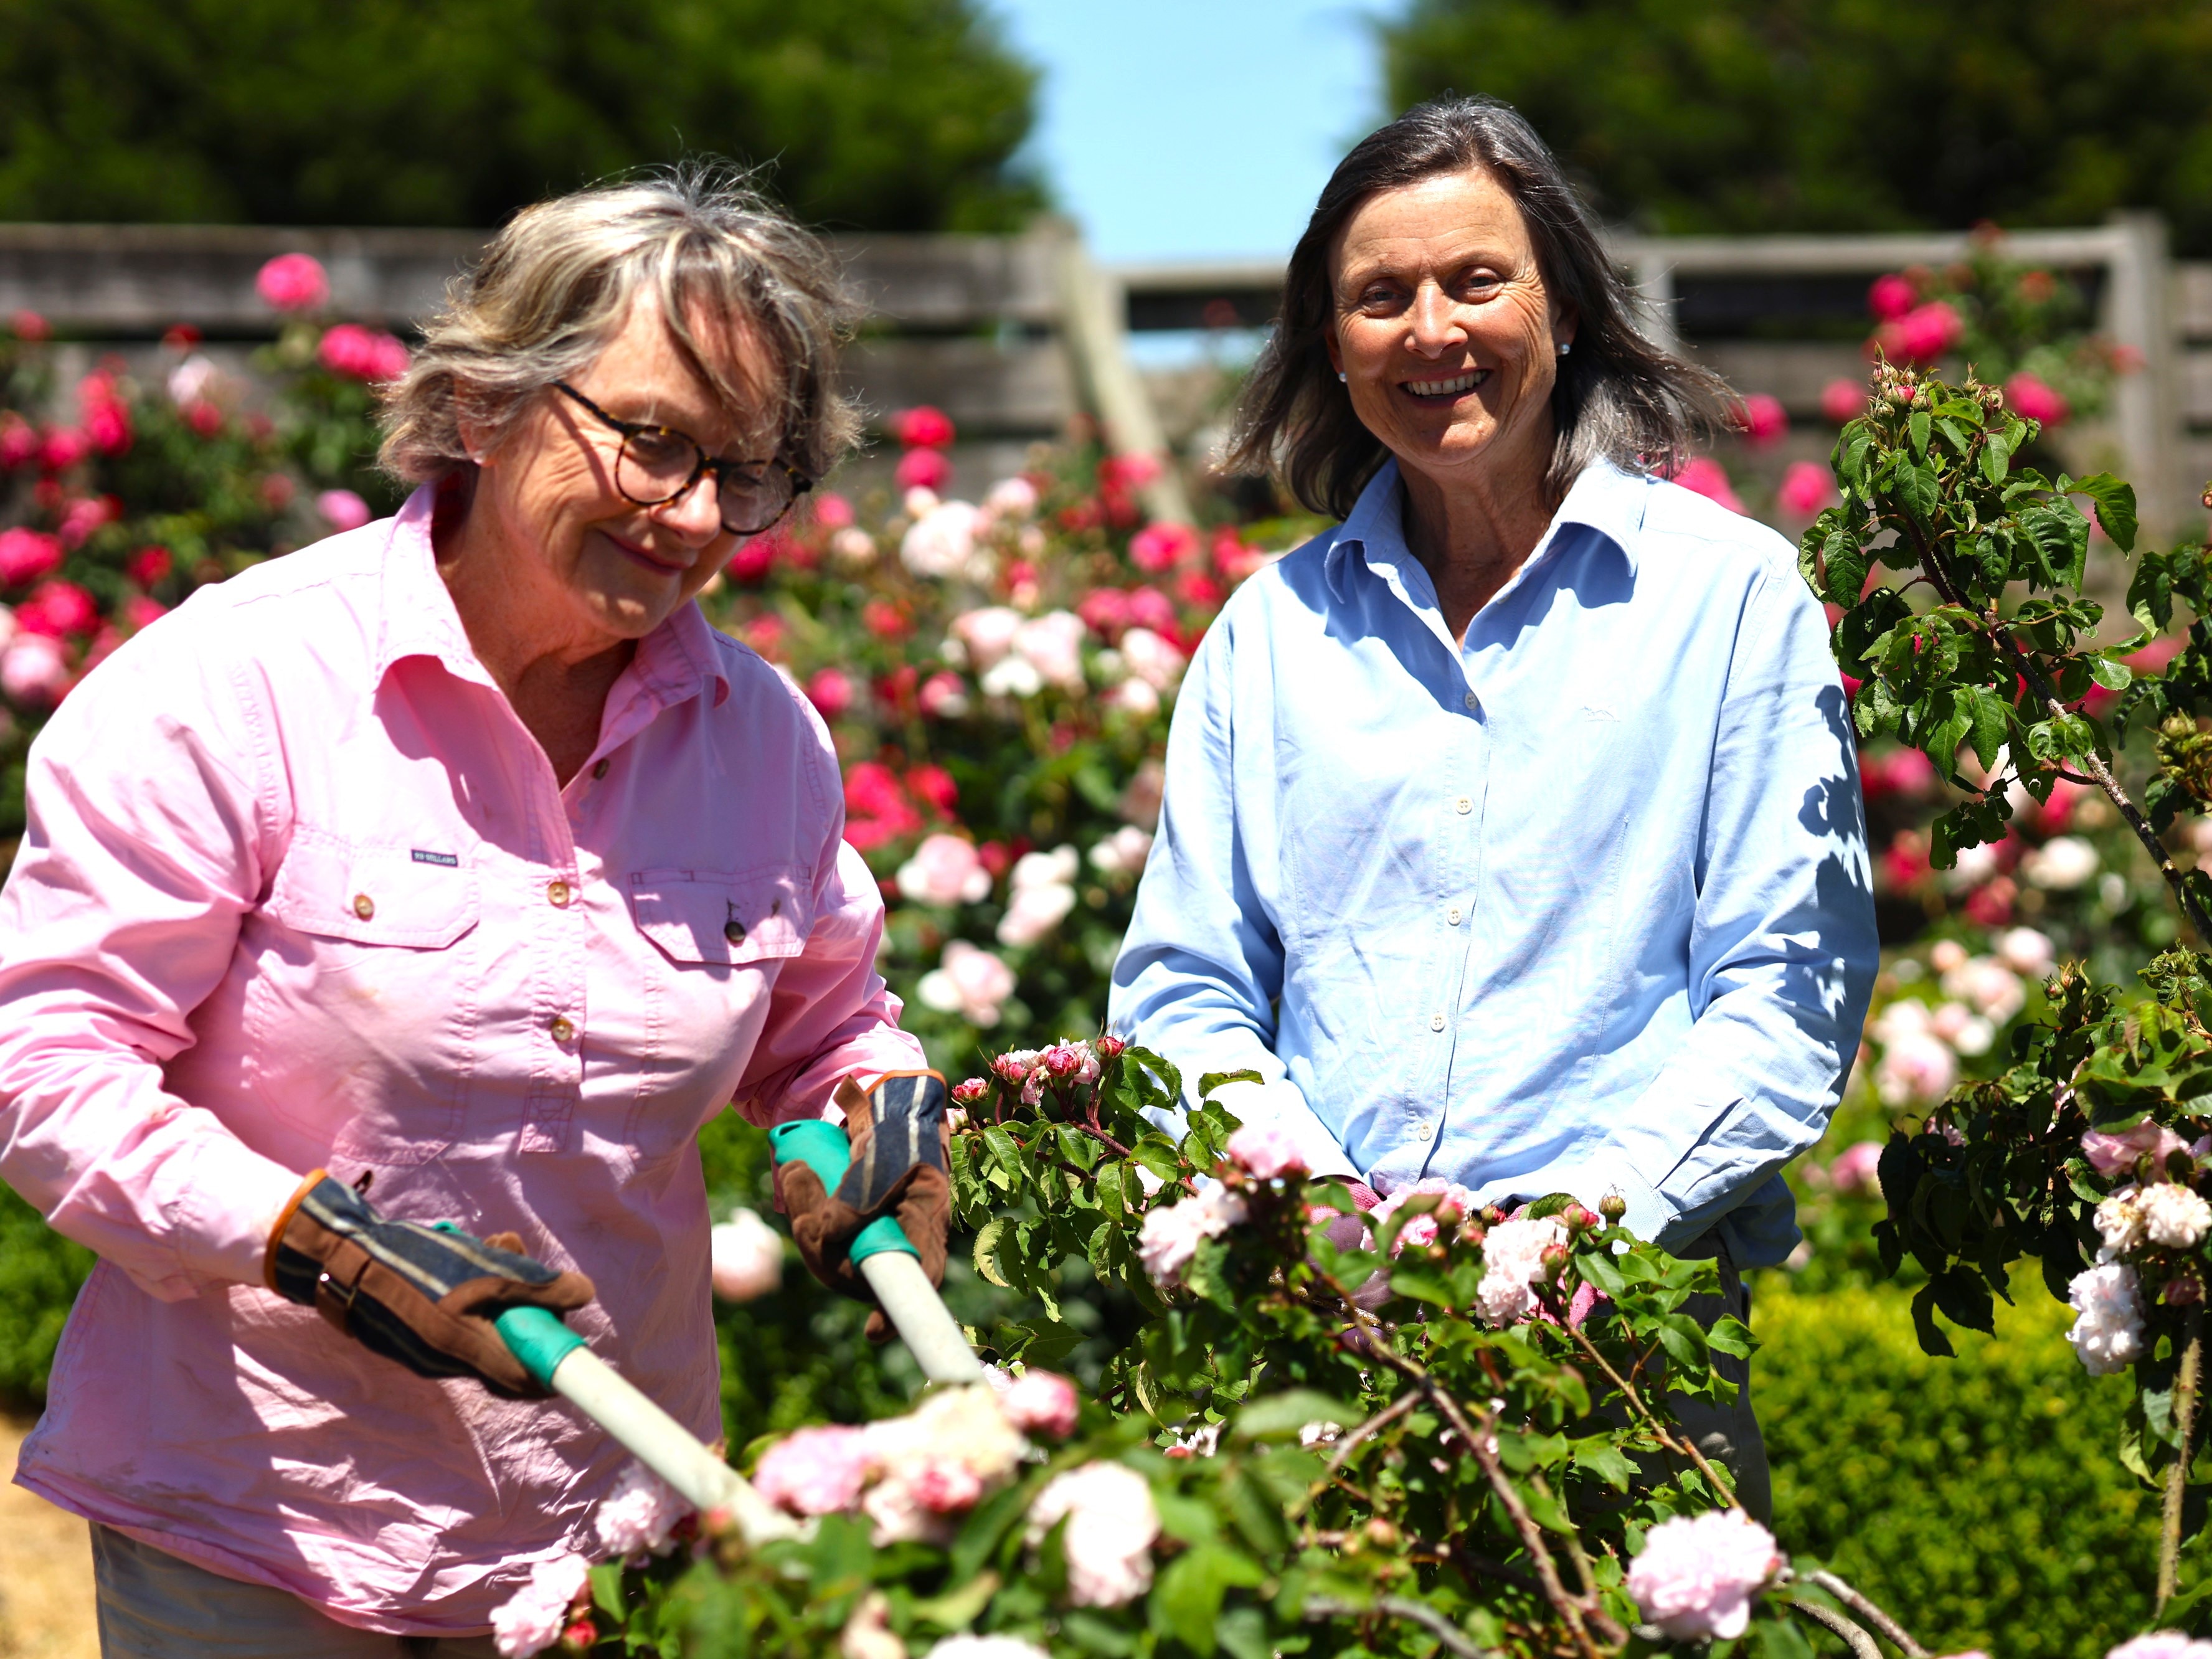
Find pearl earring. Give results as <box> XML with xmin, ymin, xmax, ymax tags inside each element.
<box><xmin>1337</xmin><ymin>371</ymin><xmax>1348</xmax><ymax>382</ymax></box>
<box><xmin>1557</xmin><ymin>341</ymin><xmax>1572</xmax><ymax>356</ymax></box>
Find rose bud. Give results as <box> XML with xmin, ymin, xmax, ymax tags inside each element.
<box><xmin>1539</xmin><ymin>1242</ymin><xmax>1572</xmax><ymax>1280</ymax></box>
<box><xmin>1096</xmin><ymin>1034</ymin><xmax>1127</xmax><ymax>1059</ymax></box>
<box><xmin>1479</xmin><ymin>1204</ymin><xmax>1508</xmax><ymax>1228</ymax></box>
<box><xmin>1434</xmin><ymin>1198</ymin><xmax>1463</xmax><ymax>1227</ymax></box>
<box><xmin>1599</xmin><ymin>1193</ymin><xmax>1628</xmax><ymax>1223</ymax></box>
<box><xmin>560</xmin><ymin>1617</ymin><xmax>598</xmax><ymax>1654</ymax></box>
<box><xmin>951</xmin><ymin>1077</ymin><xmax>990</xmax><ymax>1106</ymax></box>
<box><xmin>1364</xmin><ymin>1518</ymin><xmax>1401</xmax><ymax>1549</ymax></box>
<box><xmin>1457</xmin><ymin>1219</ymin><xmax>1488</xmax><ymax>1249</ymax></box>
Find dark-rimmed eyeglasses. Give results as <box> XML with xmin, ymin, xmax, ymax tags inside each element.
<box><xmin>552</xmin><ymin>382</ymin><xmax>810</xmax><ymax>536</ymax></box>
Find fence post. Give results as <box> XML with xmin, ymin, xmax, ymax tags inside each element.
<box><xmin>1050</xmin><ymin>225</ymin><xmax>1194</xmax><ymax>525</ymax></box>
<box><xmin>2105</xmin><ymin>211</ymin><xmax>2183</xmax><ymax>542</ymax></box>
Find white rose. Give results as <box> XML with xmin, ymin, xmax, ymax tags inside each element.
<box><xmin>900</xmin><ymin>500</ymin><xmax>980</xmax><ymax>577</ymax></box>
<box><xmin>709</xmin><ymin>1208</ymin><xmax>785</xmax><ymax>1301</ymax></box>
<box><xmin>2023</xmin><ymin>834</ymin><xmax>2101</xmax><ymax>890</ymax></box>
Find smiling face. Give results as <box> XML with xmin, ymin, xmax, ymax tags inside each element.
<box><xmin>1326</xmin><ymin>166</ymin><xmax>1571</xmax><ymax>499</ymax></box>
<box><xmin>464</xmin><ymin>293</ymin><xmax>778</xmax><ymax>650</ymax></box>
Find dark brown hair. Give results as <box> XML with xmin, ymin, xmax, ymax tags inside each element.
<box><xmin>1227</xmin><ymin>96</ymin><xmax>1731</xmax><ymax>518</ymax></box>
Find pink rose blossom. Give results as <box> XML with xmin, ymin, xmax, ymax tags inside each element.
<box><xmin>1821</xmin><ymin>377</ymin><xmax>1869</xmax><ymax>423</ymax></box>
<box><xmin>1013</xmin><ymin>610</ymin><xmax>1086</xmax><ymax>689</ymax></box>
<box><xmin>1226</xmin><ymin>1120</ymin><xmax>1309</xmax><ymax>1180</ymax></box>
<box><xmin>917</xmin><ymin>939</ymin><xmax>1017</xmax><ymax>1026</ymax></box>
<box><xmin>1369</xmin><ymin>1178</ymin><xmax>1481</xmax><ymax>1255</ymax></box>
<box><xmin>38</xmin><ymin>427</ymin><xmax>88</xmax><ymax>473</ymax></box>
<box><xmin>0</xmin><ymin>415</ymin><xmax>37</xmax><ymax>470</ymax></box>
<box><xmin>1775</xmin><ymin>460</ymin><xmax>1838</xmax><ymax>524</ymax></box>
<box><xmin>1000</xmin><ymin>1368</ymin><xmax>1079</xmax><ymax>1438</ymax></box>
<box><xmin>1129</xmin><ymin>521</ymin><xmax>1198</xmax><ymax>574</ymax></box>
<box><xmin>1827</xmin><ymin>1140</ymin><xmax>1885</xmax><ymax>1194</ymax></box>
<box><xmin>891</xmin><ymin>405</ymin><xmax>955</xmax><ymax>448</ymax></box>
<box><xmin>1671</xmin><ymin>456</ymin><xmax>1746</xmax><ymax>514</ymax></box>
<box><xmin>257</xmin><ymin>252</ymin><xmax>330</xmax><ymax>312</ymax></box>
<box><xmin>1139</xmin><ymin>1186</ymin><xmax>1247</xmax><ymax>1288</ymax></box>
<box><xmin>57</xmin><ymin>494</ymin><xmax>119</xmax><ymax>549</ymax></box>
<box><xmin>316</xmin><ymin>323</ymin><xmax>409</xmax><ymax>382</ymax></box>
<box><xmin>16</xmin><ymin>580</ymin><xmax>95</xmax><ymax>639</ymax></box>
<box><xmin>1868</xmin><ymin>273</ymin><xmax>1919</xmax><ymax>321</ymax></box>
<box><xmin>1474</xmin><ymin>1214</ymin><xmax>1570</xmax><ymax>1325</ymax></box>
<box><xmin>895</xmin><ymin>447</ymin><xmax>953</xmax><ymax>493</ymax></box>
<box><xmin>1878</xmin><ymin>300</ymin><xmax>1965</xmax><ymax>364</ymax></box>
<box><xmin>1628</xmin><ymin>1510</ymin><xmax>1782</xmax><ymax>1640</ymax></box>
<box><xmin>317</xmin><ymin>489</ymin><xmax>373</xmax><ymax>532</ymax></box>
<box><xmin>1026</xmin><ymin>1461</ymin><xmax>1160</xmax><ymax>1607</ymax></box>
<box><xmin>709</xmin><ymin>1208</ymin><xmax>784</xmax><ymax>1301</ymax></box>
<box><xmin>2006</xmin><ymin>372</ymin><xmax>2069</xmax><ymax>428</ymax></box>
<box><xmin>9</xmin><ymin>310</ymin><xmax>50</xmax><ymax>341</ymax></box>
<box><xmin>0</xmin><ymin>528</ymin><xmax>63</xmax><ymax>587</ymax></box>
<box><xmin>2107</xmin><ymin>1635</ymin><xmax>2212</xmax><ymax>1659</ymax></box>
<box><xmin>952</xmin><ymin>605</ymin><xmax>1024</xmax><ymax>668</ymax></box>
<box><xmin>121</xmin><ymin>595</ymin><xmax>167</xmax><ymax>632</ymax></box>
<box><xmin>754</xmin><ymin>1424</ymin><xmax>871</xmax><ymax>1516</ymax></box>
<box><xmin>811</xmin><ymin>491</ymin><xmax>854</xmax><ymax>529</ymax></box>
<box><xmin>1117</xmin><ymin>626</ymin><xmax>1186</xmax><ymax>693</ymax></box>
<box><xmin>918</xmin><ymin>671</ymin><xmax>968</xmax><ymax>718</ymax></box>
<box><xmin>1737</xmin><ymin>394</ymin><xmax>1788</xmax><ymax>447</ymax></box>
<box><xmin>593</xmin><ymin>1462</ymin><xmax>691</xmax><ymax>1559</ymax></box>
<box><xmin>897</xmin><ymin>833</ymin><xmax>993</xmax><ymax>907</ymax></box>
<box><xmin>2083</xmin><ymin>1121</ymin><xmax>2190</xmax><ymax>1178</ymax></box>
<box><xmin>806</xmin><ymin>666</ymin><xmax>854</xmax><ymax>719</ymax></box>
<box><xmin>1</xmin><ymin>634</ymin><xmax>69</xmax><ymax>705</ymax></box>
<box><xmin>489</xmin><ymin>1551</ymin><xmax>590</xmax><ymax>1658</ymax></box>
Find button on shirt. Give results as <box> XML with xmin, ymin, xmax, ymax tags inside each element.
<box><xmin>1109</xmin><ymin>459</ymin><xmax>1876</xmax><ymax>1265</ymax></box>
<box><xmin>0</xmin><ymin>486</ymin><xmax>923</xmax><ymax>1635</ymax></box>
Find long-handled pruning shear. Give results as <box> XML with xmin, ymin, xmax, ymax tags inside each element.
<box><xmin>491</xmin><ymin>1120</ymin><xmax>983</xmax><ymax>1542</ymax></box>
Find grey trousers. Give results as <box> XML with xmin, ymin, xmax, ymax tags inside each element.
<box><xmin>1663</xmin><ymin>1230</ymin><xmax>1772</xmax><ymax>1524</ymax></box>
<box><xmin>92</xmin><ymin>1527</ymin><xmax>503</xmax><ymax>1658</ymax></box>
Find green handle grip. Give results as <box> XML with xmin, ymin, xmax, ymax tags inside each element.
<box><xmin>767</xmin><ymin>1119</ymin><xmax>919</xmax><ymax>1264</ymax></box>
<box><xmin>495</xmin><ymin>1305</ymin><xmax>588</xmax><ymax>1389</ymax></box>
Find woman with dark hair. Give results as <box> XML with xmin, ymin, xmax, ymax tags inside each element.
<box><xmin>1110</xmin><ymin>97</ymin><xmax>1878</xmax><ymax>1518</ymax></box>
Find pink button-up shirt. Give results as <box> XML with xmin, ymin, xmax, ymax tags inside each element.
<box><xmin>0</xmin><ymin>486</ymin><xmax>922</xmax><ymax>1635</ymax></box>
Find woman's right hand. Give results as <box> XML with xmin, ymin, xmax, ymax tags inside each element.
<box><xmin>265</xmin><ymin>1173</ymin><xmax>596</xmax><ymax>1399</ymax></box>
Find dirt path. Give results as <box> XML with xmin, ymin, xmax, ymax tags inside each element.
<box><xmin>0</xmin><ymin>1417</ymin><xmax>96</xmax><ymax>1658</ymax></box>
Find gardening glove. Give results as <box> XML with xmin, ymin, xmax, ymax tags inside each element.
<box><xmin>265</xmin><ymin>1171</ymin><xmax>596</xmax><ymax>1400</ymax></box>
<box><xmin>776</xmin><ymin>1071</ymin><xmax>951</xmax><ymax>1341</ymax></box>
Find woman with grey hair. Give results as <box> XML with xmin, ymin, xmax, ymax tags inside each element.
<box><xmin>0</xmin><ymin>171</ymin><xmax>946</xmax><ymax>1652</ymax></box>
<box><xmin>1110</xmin><ymin>97</ymin><xmax>1878</xmax><ymax>1519</ymax></box>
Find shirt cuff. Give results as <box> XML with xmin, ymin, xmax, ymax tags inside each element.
<box><xmin>1207</xmin><ymin>1078</ymin><xmax>1359</xmax><ymax>1181</ymax></box>
<box><xmin>168</xmin><ymin>1135</ymin><xmax>310</xmax><ymax>1294</ymax></box>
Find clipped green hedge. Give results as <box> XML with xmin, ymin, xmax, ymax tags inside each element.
<box><xmin>0</xmin><ymin>1183</ymin><xmax>92</xmax><ymax>1409</ymax></box>
<box><xmin>1757</xmin><ymin>1275</ymin><xmax>2157</xmax><ymax>1658</ymax></box>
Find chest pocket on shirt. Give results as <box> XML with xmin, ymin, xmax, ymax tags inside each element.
<box><xmin>246</xmin><ymin>827</ymin><xmax>482</xmax><ymax>1164</ymax></box>
<box><xmin>626</xmin><ymin>867</ymin><xmax>810</xmax><ymax>967</ymax></box>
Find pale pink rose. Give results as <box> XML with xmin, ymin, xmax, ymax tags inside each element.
<box><xmin>1939</xmin><ymin>955</ymin><xmax>2025</xmax><ymax>1023</ymax></box>
<box><xmin>316</xmin><ymin>489</ymin><xmax>373</xmax><ymax>532</ymax></box>
<box><xmin>1</xmin><ymin>633</ymin><xmax>69</xmax><ymax>706</ymax></box>
<box><xmin>1369</xmin><ymin>1178</ymin><xmax>1481</xmax><ymax>1255</ymax></box>
<box><xmin>255</xmin><ymin>252</ymin><xmax>329</xmax><ymax>312</ymax></box>
<box><xmin>1226</xmin><ymin>1120</ymin><xmax>1308</xmax><ymax>1180</ymax></box>
<box><xmin>918</xmin><ymin>671</ymin><xmax>968</xmax><ymax>718</ymax></box>
<box><xmin>984</xmin><ymin>476</ymin><xmax>1039</xmax><ymax>519</ymax></box>
<box><xmin>1138</xmin><ymin>1186</ymin><xmax>1247</xmax><ymax>1288</ymax></box>
<box><xmin>2069</xmin><ymin>1261</ymin><xmax>2145</xmax><ymax>1376</ymax></box>
<box><xmin>1026</xmin><ymin>1461</ymin><xmax>1160</xmax><ymax>1607</ymax></box>
<box><xmin>1820</xmin><ymin>377</ymin><xmax>1868</xmax><ymax>423</ymax></box>
<box><xmin>1013</xmin><ymin>610</ymin><xmax>1086</xmax><ymax>689</ymax></box>
<box><xmin>2083</xmin><ymin>1122</ymin><xmax>2190</xmax><ymax>1178</ymax></box>
<box><xmin>1775</xmin><ymin>460</ymin><xmax>1838</xmax><ymax>523</ymax></box>
<box><xmin>1108</xmin><ymin>677</ymin><xmax>1160</xmax><ymax>716</ymax></box>
<box><xmin>1117</xmin><ymin>626</ymin><xmax>1186</xmax><ymax>692</ymax></box>
<box><xmin>593</xmin><ymin>1462</ymin><xmax>690</xmax><ymax>1559</ymax></box>
<box><xmin>1627</xmin><ymin>1510</ymin><xmax>1783</xmax><ymax>1641</ymax></box>
<box><xmin>754</xmin><ymin>1424</ymin><xmax>870</xmax><ymax>1516</ymax></box>
<box><xmin>952</xmin><ymin>605</ymin><xmax>1024</xmax><ymax>668</ymax></box>
<box><xmin>489</xmin><ymin>1552</ymin><xmax>590</xmax><ymax>1658</ymax></box>
<box><xmin>828</xmin><ymin>526</ymin><xmax>878</xmax><ymax>567</ymax></box>
<box><xmin>1672</xmin><ymin>456</ymin><xmax>1746</xmax><ymax>514</ymax></box>
<box><xmin>901</xmin><ymin>499</ymin><xmax>981</xmax><ymax>577</ymax></box>
<box><xmin>1827</xmin><ymin>1140</ymin><xmax>1885</xmax><ymax>1195</ymax></box>
<box><xmin>2107</xmin><ymin>1633</ymin><xmax>2212</xmax><ymax>1659</ymax></box>
<box><xmin>1995</xmin><ymin>926</ymin><xmax>2055</xmax><ymax>978</ymax></box>
<box><xmin>917</xmin><ymin>939</ymin><xmax>1017</xmax><ymax>1026</ymax></box>
<box><xmin>1000</xmin><ymin>1368</ymin><xmax>1079</xmax><ymax>1439</ymax></box>
<box><xmin>709</xmin><ymin>1208</ymin><xmax>783</xmax><ymax>1301</ymax></box>
<box><xmin>998</xmin><ymin>881</ymin><xmax>1075</xmax><ymax>947</ymax></box>
<box><xmin>1875</xmin><ymin>1028</ymin><xmax>1957</xmax><ymax>1107</ymax></box>
<box><xmin>897</xmin><ymin>834</ymin><xmax>993</xmax><ymax>906</ymax></box>
<box><xmin>1473</xmin><ymin>1214</ymin><xmax>1569</xmax><ymax>1326</ymax></box>
<box><xmin>1087</xmin><ymin>825</ymin><xmax>1153</xmax><ymax>876</ymax></box>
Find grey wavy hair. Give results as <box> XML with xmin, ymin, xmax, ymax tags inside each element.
<box><xmin>378</xmin><ymin>165</ymin><xmax>861</xmax><ymax>486</ymax></box>
<box><xmin>1228</xmin><ymin>96</ymin><xmax>1732</xmax><ymax>518</ymax></box>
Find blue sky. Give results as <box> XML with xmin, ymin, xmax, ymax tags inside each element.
<box><xmin>990</xmin><ymin>1</ymin><xmax>1392</xmax><ymax>267</ymax></box>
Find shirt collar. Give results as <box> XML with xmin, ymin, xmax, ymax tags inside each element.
<box><xmin>373</xmin><ymin>483</ymin><xmax>731</xmax><ymax>711</ymax></box>
<box><xmin>1322</xmin><ymin>455</ymin><xmax>1652</xmax><ymax>605</ymax></box>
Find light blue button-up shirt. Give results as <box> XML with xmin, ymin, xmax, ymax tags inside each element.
<box><xmin>1108</xmin><ymin>458</ymin><xmax>1876</xmax><ymax>1265</ymax></box>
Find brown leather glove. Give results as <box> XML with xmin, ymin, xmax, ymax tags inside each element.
<box><xmin>775</xmin><ymin>1072</ymin><xmax>950</xmax><ymax>1341</ymax></box>
<box><xmin>265</xmin><ymin>1171</ymin><xmax>596</xmax><ymax>1399</ymax></box>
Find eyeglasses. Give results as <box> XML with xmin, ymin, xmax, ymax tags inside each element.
<box><xmin>551</xmin><ymin>382</ymin><xmax>810</xmax><ymax>536</ymax></box>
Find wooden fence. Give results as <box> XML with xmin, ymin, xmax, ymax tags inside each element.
<box><xmin>1</xmin><ymin>218</ymin><xmax>2206</xmax><ymax>535</ymax></box>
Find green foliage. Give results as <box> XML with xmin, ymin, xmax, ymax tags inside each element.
<box><xmin>0</xmin><ymin>0</ymin><xmax>1042</xmax><ymax>232</ymax></box>
<box><xmin>1761</xmin><ymin>1277</ymin><xmax>2157</xmax><ymax>1658</ymax></box>
<box><xmin>1382</xmin><ymin>0</ymin><xmax>2212</xmax><ymax>255</ymax></box>
<box><xmin>0</xmin><ymin>1181</ymin><xmax>91</xmax><ymax>1409</ymax></box>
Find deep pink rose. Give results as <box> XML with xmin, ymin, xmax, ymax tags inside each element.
<box><xmin>1125</xmin><ymin>585</ymin><xmax>1176</xmax><ymax>634</ymax></box>
<box><xmin>317</xmin><ymin>324</ymin><xmax>410</xmax><ymax>383</ymax></box>
<box><xmin>0</xmin><ymin>415</ymin><xmax>36</xmax><ymax>470</ymax></box>
<box><xmin>1776</xmin><ymin>460</ymin><xmax>1839</xmax><ymax>523</ymax></box>
<box><xmin>1078</xmin><ymin>587</ymin><xmax>1132</xmax><ymax>639</ymax></box>
<box><xmin>1671</xmin><ymin>456</ymin><xmax>1746</xmax><ymax>514</ymax></box>
<box><xmin>1128</xmin><ymin>521</ymin><xmax>1198</xmax><ymax>574</ymax></box>
<box><xmin>1820</xmin><ymin>377</ymin><xmax>1868</xmax><ymax>424</ymax></box>
<box><xmin>17</xmin><ymin>580</ymin><xmax>97</xmax><ymax>638</ymax></box>
<box><xmin>754</xmin><ymin>1425</ymin><xmax>869</xmax><ymax>1516</ymax></box>
<box><xmin>1878</xmin><ymin>301</ymin><xmax>1964</xmax><ymax>364</ymax></box>
<box><xmin>894</xmin><ymin>447</ymin><xmax>952</xmax><ymax>493</ymax></box>
<box><xmin>256</xmin><ymin>252</ymin><xmax>330</xmax><ymax>312</ymax></box>
<box><xmin>316</xmin><ymin>489</ymin><xmax>373</xmax><ymax>532</ymax></box>
<box><xmin>9</xmin><ymin>310</ymin><xmax>50</xmax><ymax>341</ymax></box>
<box><xmin>1000</xmin><ymin>1368</ymin><xmax>1079</xmax><ymax>1439</ymax></box>
<box><xmin>806</xmin><ymin>667</ymin><xmax>854</xmax><ymax>719</ymax></box>
<box><xmin>0</xmin><ymin>528</ymin><xmax>64</xmax><ymax>587</ymax></box>
<box><xmin>39</xmin><ymin>427</ymin><xmax>88</xmax><ymax>473</ymax></box>
<box><xmin>2005</xmin><ymin>372</ymin><xmax>2069</xmax><ymax>428</ymax></box>
<box><xmin>1737</xmin><ymin>394</ymin><xmax>1787</xmax><ymax>448</ymax></box>
<box><xmin>1867</xmin><ymin>273</ymin><xmax>1918</xmax><ymax>321</ymax></box>
<box><xmin>890</xmin><ymin>405</ymin><xmax>956</xmax><ymax>448</ymax></box>
<box><xmin>58</xmin><ymin>494</ymin><xmax>119</xmax><ymax>549</ymax></box>
<box><xmin>126</xmin><ymin>546</ymin><xmax>173</xmax><ymax>588</ymax></box>
<box><xmin>919</xmin><ymin>671</ymin><xmax>968</xmax><ymax>717</ymax></box>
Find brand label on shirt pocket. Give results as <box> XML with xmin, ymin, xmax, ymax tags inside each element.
<box><xmin>265</xmin><ymin>828</ymin><xmax>481</xmax><ymax>948</ymax></box>
<box><xmin>626</xmin><ymin>867</ymin><xmax>809</xmax><ymax>966</ymax></box>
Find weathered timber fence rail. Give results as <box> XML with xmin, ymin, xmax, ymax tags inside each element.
<box><xmin>2</xmin><ymin>218</ymin><xmax>2208</xmax><ymax>535</ymax></box>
